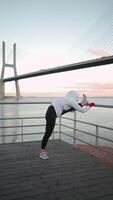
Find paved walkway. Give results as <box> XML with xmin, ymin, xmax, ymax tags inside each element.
<box><xmin>0</xmin><ymin>140</ymin><xmax>113</xmax><ymax>200</ymax></box>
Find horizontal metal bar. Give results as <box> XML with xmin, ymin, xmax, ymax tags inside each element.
<box><xmin>62</xmin><ymin>117</ymin><xmax>113</xmax><ymax>131</ymax></box>
<box><xmin>76</xmin><ymin>119</ymin><xmax>97</xmax><ymax>126</ymax></box>
<box><xmin>0</xmin><ymin>131</ymin><xmax>58</xmax><ymax>138</ymax></box>
<box><xmin>61</xmin><ymin>131</ymin><xmax>93</xmax><ymax>145</ymax></box>
<box><xmin>96</xmin><ymin>135</ymin><xmax>113</xmax><ymax>143</ymax></box>
<box><xmin>23</xmin><ymin>131</ymin><xmax>58</xmax><ymax>136</ymax></box>
<box><xmin>0</xmin><ymin>124</ymin><xmax>45</xmax><ymax>129</ymax></box>
<box><xmin>0</xmin><ymin>102</ymin><xmax>113</xmax><ymax>110</ymax></box>
<box><xmin>61</xmin><ymin>124</ymin><xmax>113</xmax><ymax>143</ymax></box>
<box><xmin>3</xmin><ymin>56</ymin><xmax>113</xmax><ymax>82</ymax></box>
<box><xmin>97</xmin><ymin>125</ymin><xmax>113</xmax><ymax>131</ymax></box>
<box><xmin>60</xmin><ymin>131</ymin><xmax>74</xmax><ymax>139</ymax></box>
<box><xmin>0</xmin><ymin>132</ymin><xmax>44</xmax><ymax>138</ymax></box>
<box><xmin>61</xmin><ymin>124</ymin><xmax>74</xmax><ymax>130</ymax></box>
<box><xmin>23</xmin><ymin>132</ymin><xmax>44</xmax><ymax>136</ymax></box>
<box><xmin>75</xmin><ymin>137</ymin><xmax>96</xmax><ymax>147</ymax></box>
<box><xmin>76</xmin><ymin>120</ymin><xmax>113</xmax><ymax>131</ymax></box>
<box><xmin>76</xmin><ymin>128</ymin><xmax>113</xmax><ymax>143</ymax></box>
<box><xmin>5</xmin><ymin>64</ymin><xmax>14</xmax><ymax>67</ymax></box>
<box><xmin>76</xmin><ymin>128</ymin><xmax>96</xmax><ymax>137</ymax></box>
<box><xmin>61</xmin><ymin>117</ymin><xmax>74</xmax><ymax>121</ymax></box>
<box><xmin>0</xmin><ymin>116</ymin><xmax>44</xmax><ymax>120</ymax></box>
<box><xmin>95</xmin><ymin>104</ymin><xmax>113</xmax><ymax>108</ymax></box>
<box><xmin>0</xmin><ymin>122</ymin><xmax>58</xmax><ymax>128</ymax></box>
<box><xmin>0</xmin><ymin>101</ymin><xmax>51</xmax><ymax>105</ymax></box>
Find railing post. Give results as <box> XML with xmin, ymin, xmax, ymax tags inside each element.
<box><xmin>59</xmin><ymin>117</ymin><xmax>61</xmax><ymax>140</ymax></box>
<box><xmin>95</xmin><ymin>125</ymin><xmax>99</xmax><ymax>155</ymax></box>
<box><xmin>74</xmin><ymin>111</ymin><xmax>77</xmax><ymax>145</ymax></box>
<box><xmin>21</xmin><ymin>118</ymin><xmax>24</xmax><ymax>142</ymax></box>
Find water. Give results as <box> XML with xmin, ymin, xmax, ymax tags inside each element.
<box><xmin>0</xmin><ymin>96</ymin><xmax>113</xmax><ymax>145</ymax></box>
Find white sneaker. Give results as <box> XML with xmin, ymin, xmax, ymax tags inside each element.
<box><xmin>39</xmin><ymin>150</ymin><xmax>49</xmax><ymax>160</ymax></box>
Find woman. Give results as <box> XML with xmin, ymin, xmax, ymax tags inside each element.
<box><xmin>39</xmin><ymin>90</ymin><xmax>94</xmax><ymax>159</ymax></box>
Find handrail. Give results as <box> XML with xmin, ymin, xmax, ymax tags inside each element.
<box><xmin>95</xmin><ymin>104</ymin><xmax>113</xmax><ymax>108</ymax></box>
<box><xmin>0</xmin><ymin>101</ymin><xmax>113</xmax><ymax>109</ymax></box>
<box><xmin>0</xmin><ymin>101</ymin><xmax>51</xmax><ymax>104</ymax></box>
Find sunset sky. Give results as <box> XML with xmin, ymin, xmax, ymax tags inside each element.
<box><xmin>0</xmin><ymin>0</ymin><xmax>113</xmax><ymax>97</ymax></box>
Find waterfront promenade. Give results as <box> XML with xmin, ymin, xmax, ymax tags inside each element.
<box><xmin>0</xmin><ymin>140</ymin><xmax>113</xmax><ymax>200</ymax></box>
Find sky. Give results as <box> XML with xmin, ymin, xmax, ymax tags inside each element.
<box><xmin>0</xmin><ymin>0</ymin><xmax>113</xmax><ymax>97</ymax></box>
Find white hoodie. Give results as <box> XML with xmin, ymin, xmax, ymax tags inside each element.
<box><xmin>52</xmin><ymin>90</ymin><xmax>90</xmax><ymax>117</ymax></box>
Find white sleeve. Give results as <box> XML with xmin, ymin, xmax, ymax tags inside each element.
<box><xmin>68</xmin><ymin>99</ymin><xmax>90</xmax><ymax>113</ymax></box>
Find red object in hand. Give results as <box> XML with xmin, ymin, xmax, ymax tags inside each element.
<box><xmin>89</xmin><ymin>102</ymin><xmax>95</xmax><ymax>107</ymax></box>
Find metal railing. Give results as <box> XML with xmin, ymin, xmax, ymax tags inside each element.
<box><xmin>0</xmin><ymin>101</ymin><xmax>113</xmax><ymax>161</ymax></box>
<box><xmin>60</xmin><ymin>106</ymin><xmax>113</xmax><ymax>159</ymax></box>
<box><xmin>0</xmin><ymin>101</ymin><xmax>59</xmax><ymax>143</ymax></box>
<box><xmin>0</xmin><ymin>115</ymin><xmax>59</xmax><ymax>143</ymax></box>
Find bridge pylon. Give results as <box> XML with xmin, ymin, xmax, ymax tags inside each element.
<box><xmin>0</xmin><ymin>41</ymin><xmax>21</xmax><ymax>98</ymax></box>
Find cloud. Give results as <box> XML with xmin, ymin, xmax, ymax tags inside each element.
<box><xmin>61</xmin><ymin>82</ymin><xmax>113</xmax><ymax>97</ymax></box>
<box><xmin>89</xmin><ymin>48</ymin><xmax>111</xmax><ymax>57</ymax></box>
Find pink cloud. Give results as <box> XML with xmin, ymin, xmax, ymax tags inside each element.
<box><xmin>61</xmin><ymin>82</ymin><xmax>113</xmax><ymax>97</ymax></box>
<box><xmin>89</xmin><ymin>48</ymin><xmax>111</xmax><ymax>57</ymax></box>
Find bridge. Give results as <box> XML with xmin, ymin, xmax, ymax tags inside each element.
<box><xmin>0</xmin><ymin>40</ymin><xmax>113</xmax><ymax>98</ymax></box>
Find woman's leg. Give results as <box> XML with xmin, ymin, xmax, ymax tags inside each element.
<box><xmin>41</xmin><ymin>117</ymin><xmax>56</xmax><ymax>149</ymax></box>
<box><xmin>41</xmin><ymin>105</ymin><xmax>57</xmax><ymax>149</ymax></box>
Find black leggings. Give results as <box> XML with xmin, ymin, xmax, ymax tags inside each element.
<box><xmin>41</xmin><ymin>105</ymin><xmax>57</xmax><ymax>149</ymax></box>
